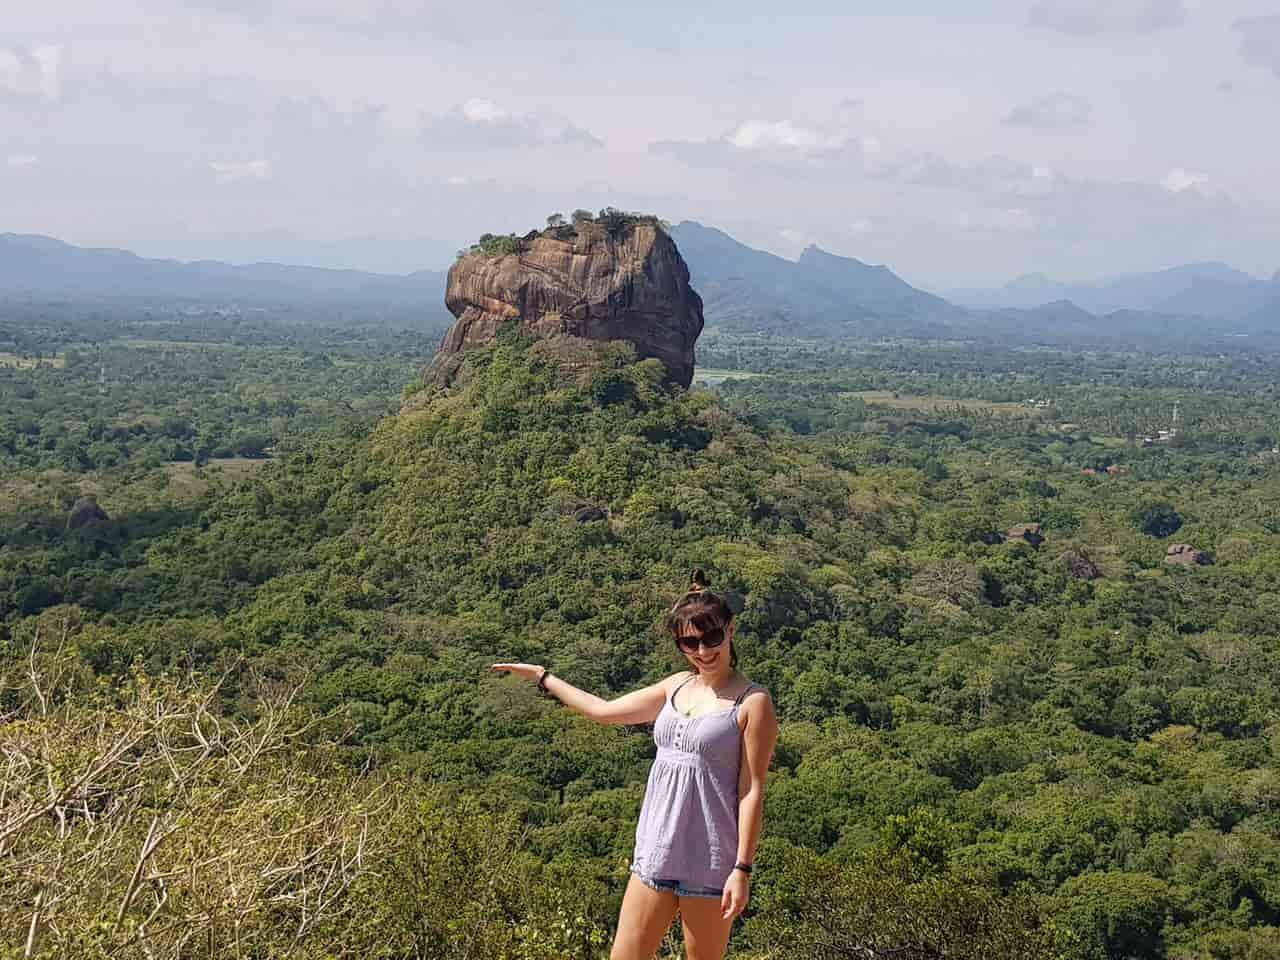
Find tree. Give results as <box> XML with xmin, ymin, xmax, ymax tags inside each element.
<box><xmin>545</xmin><ymin>213</ymin><xmax>565</xmax><ymax>229</ymax></box>
<box><xmin>1129</xmin><ymin>499</ymin><xmax>1183</xmax><ymax>538</ymax></box>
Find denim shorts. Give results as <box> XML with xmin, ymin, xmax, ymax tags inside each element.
<box><xmin>629</xmin><ymin>864</ymin><xmax>723</xmax><ymax>899</ymax></box>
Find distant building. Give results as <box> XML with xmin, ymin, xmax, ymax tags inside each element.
<box><xmin>1165</xmin><ymin>544</ymin><xmax>1210</xmax><ymax>567</ymax></box>
<box><xmin>1006</xmin><ymin>523</ymin><xmax>1045</xmax><ymax>548</ymax></box>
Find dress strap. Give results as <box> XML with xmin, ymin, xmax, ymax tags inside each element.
<box><xmin>732</xmin><ymin>683</ymin><xmax>759</xmax><ymax>707</ymax></box>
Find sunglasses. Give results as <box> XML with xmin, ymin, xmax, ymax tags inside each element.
<box><xmin>674</xmin><ymin>627</ymin><xmax>726</xmax><ymax>655</ymax></box>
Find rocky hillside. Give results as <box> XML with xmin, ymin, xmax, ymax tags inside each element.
<box><xmin>430</xmin><ymin>216</ymin><xmax>704</xmax><ymax>388</ymax></box>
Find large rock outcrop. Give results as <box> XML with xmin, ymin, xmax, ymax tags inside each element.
<box><xmin>428</xmin><ymin>220</ymin><xmax>704</xmax><ymax>388</ymax></box>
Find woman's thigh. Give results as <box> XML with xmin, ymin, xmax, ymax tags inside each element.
<box><xmin>611</xmin><ymin>873</ymin><xmax>679</xmax><ymax>960</ymax></box>
<box><xmin>678</xmin><ymin>894</ymin><xmax>733</xmax><ymax>960</ymax></box>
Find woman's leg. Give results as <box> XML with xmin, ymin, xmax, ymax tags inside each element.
<box><xmin>611</xmin><ymin>873</ymin><xmax>680</xmax><ymax>960</ymax></box>
<box><xmin>677</xmin><ymin>895</ymin><xmax>734</xmax><ymax>960</ymax></box>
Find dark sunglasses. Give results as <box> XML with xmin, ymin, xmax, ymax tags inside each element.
<box><xmin>675</xmin><ymin>627</ymin><xmax>726</xmax><ymax>655</ymax></box>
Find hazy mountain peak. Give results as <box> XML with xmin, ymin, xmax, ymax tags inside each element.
<box><xmin>1043</xmin><ymin>298</ymin><xmax>1094</xmax><ymax>316</ymax></box>
<box><xmin>797</xmin><ymin>244</ymin><xmax>885</xmax><ymax>271</ymax></box>
<box><xmin>1162</xmin><ymin>261</ymin><xmax>1255</xmax><ymax>282</ymax></box>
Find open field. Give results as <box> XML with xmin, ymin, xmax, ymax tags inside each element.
<box><xmin>846</xmin><ymin>390</ymin><xmax>1040</xmax><ymax>416</ymax></box>
<box><xmin>108</xmin><ymin>339</ymin><xmax>245</xmax><ymax>351</ymax></box>
<box><xmin>692</xmin><ymin>367</ymin><xmax>766</xmax><ymax>387</ymax></box>
<box><xmin>0</xmin><ymin>352</ymin><xmax>65</xmax><ymax>369</ymax></box>
<box><xmin>163</xmin><ymin>457</ymin><xmax>272</xmax><ymax>498</ymax></box>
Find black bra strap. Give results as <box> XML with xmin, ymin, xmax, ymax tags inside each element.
<box><xmin>733</xmin><ymin>683</ymin><xmax>758</xmax><ymax>707</ymax></box>
<box><xmin>670</xmin><ymin>673</ymin><xmax>697</xmax><ymax>707</ymax></box>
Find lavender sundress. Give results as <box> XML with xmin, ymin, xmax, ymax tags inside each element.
<box><xmin>629</xmin><ymin>674</ymin><xmax>760</xmax><ymax>893</ymax></box>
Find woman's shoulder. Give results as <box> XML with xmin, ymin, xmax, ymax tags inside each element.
<box><xmin>738</xmin><ymin>678</ymin><xmax>774</xmax><ymax>708</ymax></box>
<box><xmin>660</xmin><ymin>671</ymin><xmax>697</xmax><ymax>694</ymax></box>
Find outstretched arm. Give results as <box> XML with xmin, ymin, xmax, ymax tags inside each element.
<box><xmin>489</xmin><ymin>663</ymin><xmax>675</xmax><ymax>726</ymax></box>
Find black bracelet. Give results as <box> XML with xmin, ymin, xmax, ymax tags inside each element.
<box><xmin>537</xmin><ymin>668</ymin><xmax>552</xmax><ymax>693</ymax></box>
<box><xmin>733</xmin><ymin>862</ymin><xmax>753</xmax><ymax>875</ymax></box>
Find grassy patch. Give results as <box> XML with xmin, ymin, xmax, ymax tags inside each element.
<box><xmin>163</xmin><ymin>457</ymin><xmax>272</xmax><ymax>498</ymax></box>
<box><xmin>0</xmin><ymin>352</ymin><xmax>65</xmax><ymax>369</ymax></box>
<box><xmin>848</xmin><ymin>390</ymin><xmax>1037</xmax><ymax>416</ymax></box>
<box><xmin>692</xmin><ymin>367</ymin><xmax>766</xmax><ymax>386</ymax></box>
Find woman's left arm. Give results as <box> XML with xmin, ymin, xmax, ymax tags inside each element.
<box><xmin>723</xmin><ymin>691</ymin><xmax>779</xmax><ymax>920</ymax></box>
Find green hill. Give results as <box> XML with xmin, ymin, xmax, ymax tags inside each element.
<box><xmin>6</xmin><ymin>329</ymin><xmax>1280</xmax><ymax>958</ymax></box>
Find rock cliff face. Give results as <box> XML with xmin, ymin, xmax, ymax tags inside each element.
<box><xmin>429</xmin><ymin>221</ymin><xmax>704</xmax><ymax>388</ymax></box>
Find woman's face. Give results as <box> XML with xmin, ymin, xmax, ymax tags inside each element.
<box><xmin>677</xmin><ymin>621</ymin><xmax>734</xmax><ymax>674</ymax></box>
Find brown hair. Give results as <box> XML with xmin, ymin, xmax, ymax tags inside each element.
<box><xmin>665</xmin><ymin>568</ymin><xmax>738</xmax><ymax>671</ymax></box>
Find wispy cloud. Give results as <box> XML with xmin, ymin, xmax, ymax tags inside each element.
<box><xmin>1162</xmin><ymin>168</ymin><xmax>1208</xmax><ymax>193</ymax></box>
<box><xmin>1233</xmin><ymin>15</ymin><xmax>1280</xmax><ymax>79</ymax></box>
<box><xmin>210</xmin><ymin>159</ymin><xmax>271</xmax><ymax>182</ymax></box>
<box><xmin>651</xmin><ymin>119</ymin><xmax>869</xmax><ymax>174</ymax></box>
<box><xmin>1004</xmin><ymin>92</ymin><xmax>1091</xmax><ymax>129</ymax></box>
<box><xmin>421</xmin><ymin>98</ymin><xmax>602</xmax><ymax>150</ymax></box>
<box><xmin>0</xmin><ymin>45</ymin><xmax>60</xmax><ymax>102</ymax></box>
<box><xmin>1028</xmin><ymin>0</ymin><xmax>1187</xmax><ymax>36</ymax></box>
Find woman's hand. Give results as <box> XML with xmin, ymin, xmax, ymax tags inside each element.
<box><xmin>490</xmin><ymin>662</ymin><xmax>545</xmax><ymax>683</ymax></box>
<box><xmin>721</xmin><ymin>870</ymin><xmax>750</xmax><ymax>921</ymax></box>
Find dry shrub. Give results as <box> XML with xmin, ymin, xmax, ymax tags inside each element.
<box><xmin>1</xmin><ymin>620</ymin><xmax>391</xmax><ymax>959</ymax></box>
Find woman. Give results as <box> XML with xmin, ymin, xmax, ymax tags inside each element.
<box><xmin>491</xmin><ymin>569</ymin><xmax>779</xmax><ymax>960</ymax></box>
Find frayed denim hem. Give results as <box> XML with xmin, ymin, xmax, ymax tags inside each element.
<box><xmin>629</xmin><ymin>864</ymin><xmax>723</xmax><ymax>899</ymax></box>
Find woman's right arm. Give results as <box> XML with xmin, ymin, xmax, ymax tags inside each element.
<box><xmin>490</xmin><ymin>663</ymin><xmax>678</xmax><ymax>726</ymax></box>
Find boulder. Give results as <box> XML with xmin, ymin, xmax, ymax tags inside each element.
<box><xmin>1165</xmin><ymin>543</ymin><xmax>1210</xmax><ymax>567</ymax></box>
<box><xmin>67</xmin><ymin>494</ymin><xmax>109</xmax><ymax>531</ymax></box>
<box><xmin>428</xmin><ymin>219</ymin><xmax>704</xmax><ymax>388</ymax></box>
<box><xmin>1060</xmin><ymin>549</ymin><xmax>1100</xmax><ymax>580</ymax></box>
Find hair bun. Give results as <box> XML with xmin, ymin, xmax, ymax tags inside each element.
<box><xmin>689</xmin><ymin>567</ymin><xmax>710</xmax><ymax>593</ymax></box>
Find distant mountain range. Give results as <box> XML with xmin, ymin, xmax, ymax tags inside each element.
<box><xmin>670</xmin><ymin>221</ymin><xmax>1277</xmax><ymax>340</ymax></box>
<box><xmin>3</xmin><ymin>227</ymin><xmax>1276</xmax><ymax>344</ymax></box>
<box><xmin>669</xmin><ymin>221</ymin><xmax>966</xmax><ymax>334</ymax></box>
<box><xmin>0</xmin><ymin>233</ymin><xmax>449</xmax><ymax>309</ymax></box>
<box><xmin>948</xmin><ymin>262</ymin><xmax>1279</xmax><ymax>320</ymax></box>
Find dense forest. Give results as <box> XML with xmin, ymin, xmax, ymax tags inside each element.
<box><xmin>3</xmin><ymin>302</ymin><xmax>1280</xmax><ymax>959</ymax></box>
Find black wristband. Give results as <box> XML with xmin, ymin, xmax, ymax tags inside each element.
<box><xmin>537</xmin><ymin>668</ymin><xmax>551</xmax><ymax>693</ymax></box>
<box><xmin>733</xmin><ymin>862</ymin><xmax>753</xmax><ymax>875</ymax></box>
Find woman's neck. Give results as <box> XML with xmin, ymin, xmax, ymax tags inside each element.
<box><xmin>695</xmin><ymin>666</ymin><xmax>737</xmax><ymax>691</ymax></box>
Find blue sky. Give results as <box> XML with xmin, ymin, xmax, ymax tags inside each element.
<box><xmin>3</xmin><ymin>0</ymin><xmax>1279</xmax><ymax>287</ymax></box>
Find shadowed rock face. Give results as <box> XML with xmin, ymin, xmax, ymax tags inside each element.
<box><xmin>67</xmin><ymin>495</ymin><xmax>109</xmax><ymax>531</ymax></box>
<box><xmin>429</xmin><ymin>221</ymin><xmax>704</xmax><ymax>388</ymax></box>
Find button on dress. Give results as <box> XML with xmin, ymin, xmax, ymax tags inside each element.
<box><xmin>630</xmin><ymin>675</ymin><xmax>760</xmax><ymax>890</ymax></box>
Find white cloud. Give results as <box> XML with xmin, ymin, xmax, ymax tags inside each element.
<box><xmin>210</xmin><ymin>159</ymin><xmax>272</xmax><ymax>182</ymax></box>
<box><xmin>726</xmin><ymin>120</ymin><xmax>842</xmax><ymax>152</ymax></box>
<box><xmin>1029</xmin><ymin>0</ymin><xmax>1187</xmax><ymax>36</ymax></box>
<box><xmin>460</xmin><ymin>98</ymin><xmax>509</xmax><ymax>123</ymax></box>
<box><xmin>849</xmin><ymin>218</ymin><xmax>874</xmax><ymax>234</ymax></box>
<box><xmin>651</xmin><ymin>118</ymin><xmax>863</xmax><ymax>174</ymax></box>
<box><xmin>6</xmin><ymin>154</ymin><xmax>39</xmax><ymax>168</ymax></box>
<box><xmin>1162</xmin><ymin>168</ymin><xmax>1208</xmax><ymax>193</ymax></box>
<box><xmin>0</xmin><ymin>44</ymin><xmax>60</xmax><ymax>102</ymax></box>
